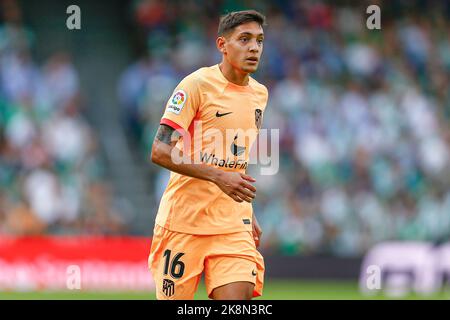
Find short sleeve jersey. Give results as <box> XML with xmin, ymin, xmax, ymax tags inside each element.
<box><xmin>155</xmin><ymin>64</ymin><xmax>269</xmax><ymax>234</ymax></box>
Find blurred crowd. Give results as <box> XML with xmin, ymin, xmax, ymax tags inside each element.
<box><xmin>119</xmin><ymin>0</ymin><xmax>450</xmax><ymax>256</ymax></box>
<box><xmin>0</xmin><ymin>0</ymin><xmax>127</xmax><ymax>235</ymax></box>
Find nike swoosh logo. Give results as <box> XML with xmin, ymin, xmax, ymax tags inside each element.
<box><xmin>216</xmin><ymin>111</ymin><xmax>233</xmax><ymax>117</ymax></box>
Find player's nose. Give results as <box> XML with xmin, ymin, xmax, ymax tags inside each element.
<box><xmin>249</xmin><ymin>39</ymin><xmax>259</xmax><ymax>53</ymax></box>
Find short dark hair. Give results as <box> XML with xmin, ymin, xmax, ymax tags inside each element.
<box><xmin>217</xmin><ymin>10</ymin><xmax>266</xmax><ymax>37</ymax></box>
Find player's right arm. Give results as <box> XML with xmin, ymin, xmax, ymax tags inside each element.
<box><xmin>151</xmin><ymin>124</ymin><xmax>256</xmax><ymax>203</ymax></box>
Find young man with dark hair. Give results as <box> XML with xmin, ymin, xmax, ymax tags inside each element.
<box><xmin>149</xmin><ymin>9</ymin><xmax>268</xmax><ymax>300</ymax></box>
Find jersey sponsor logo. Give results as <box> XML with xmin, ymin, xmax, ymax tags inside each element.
<box><xmin>231</xmin><ymin>134</ymin><xmax>246</xmax><ymax>156</ymax></box>
<box><xmin>162</xmin><ymin>278</ymin><xmax>175</xmax><ymax>297</ymax></box>
<box><xmin>216</xmin><ymin>111</ymin><xmax>233</xmax><ymax>117</ymax></box>
<box><xmin>200</xmin><ymin>152</ymin><xmax>248</xmax><ymax>170</ymax></box>
<box><xmin>255</xmin><ymin>109</ymin><xmax>262</xmax><ymax>129</ymax></box>
<box><xmin>242</xmin><ymin>219</ymin><xmax>251</xmax><ymax>225</ymax></box>
<box><xmin>167</xmin><ymin>90</ymin><xmax>187</xmax><ymax>115</ymax></box>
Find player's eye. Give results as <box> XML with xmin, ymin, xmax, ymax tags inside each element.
<box><xmin>257</xmin><ymin>39</ymin><xmax>264</xmax><ymax>45</ymax></box>
<box><xmin>240</xmin><ymin>37</ymin><xmax>249</xmax><ymax>43</ymax></box>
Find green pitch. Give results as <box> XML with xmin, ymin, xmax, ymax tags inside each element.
<box><xmin>0</xmin><ymin>280</ymin><xmax>449</xmax><ymax>300</ymax></box>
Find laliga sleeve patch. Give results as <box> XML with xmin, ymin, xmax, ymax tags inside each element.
<box><xmin>166</xmin><ymin>90</ymin><xmax>187</xmax><ymax>115</ymax></box>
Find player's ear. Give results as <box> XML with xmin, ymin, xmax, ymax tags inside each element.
<box><xmin>216</xmin><ymin>36</ymin><xmax>226</xmax><ymax>54</ymax></box>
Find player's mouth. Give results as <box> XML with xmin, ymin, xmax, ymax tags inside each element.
<box><xmin>246</xmin><ymin>57</ymin><xmax>259</xmax><ymax>64</ymax></box>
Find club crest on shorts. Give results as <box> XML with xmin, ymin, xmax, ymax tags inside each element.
<box><xmin>255</xmin><ymin>108</ymin><xmax>262</xmax><ymax>129</ymax></box>
<box><xmin>162</xmin><ymin>278</ymin><xmax>175</xmax><ymax>297</ymax></box>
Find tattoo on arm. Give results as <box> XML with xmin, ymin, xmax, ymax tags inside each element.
<box><xmin>155</xmin><ymin>124</ymin><xmax>177</xmax><ymax>145</ymax></box>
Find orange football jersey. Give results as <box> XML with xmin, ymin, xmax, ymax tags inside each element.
<box><xmin>155</xmin><ymin>64</ymin><xmax>268</xmax><ymax>234</ymax></box>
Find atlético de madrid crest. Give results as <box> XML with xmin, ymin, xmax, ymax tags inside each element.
<box><xmin>255</xmin><ymin>109</ymin><xmax>262</xmax><ymax>130</ymax></box>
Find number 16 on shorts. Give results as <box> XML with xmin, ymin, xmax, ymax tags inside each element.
<box><xmin>162</xmin><ymin>249</ymin><xmax>185</xmax><ymax>297</ymax></box>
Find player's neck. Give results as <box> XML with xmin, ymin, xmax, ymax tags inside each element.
<box><xmin>218</xmin><ymin>62</ymin><xmax>249</xmax><ymax>86</ymax></box>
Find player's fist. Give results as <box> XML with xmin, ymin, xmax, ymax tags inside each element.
<box><xmin>213</xmin><ymin>171</ymin><xmax>256</xmax><ymax>203</ymax></box>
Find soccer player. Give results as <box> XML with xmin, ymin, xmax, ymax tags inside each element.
<box><xmin>149</xmin><ymin>10</ymin><xmax>268</xmax><ymax>300</ymax></box>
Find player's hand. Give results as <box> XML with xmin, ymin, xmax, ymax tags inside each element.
<box><xmin>214</xmin><ymin>171</ymin><xmax>256</xmax><ymax>203</ymax></box>
<box><xmin>252</xmin><ymin>214</ymin><xmax>262</xmax><ymax>248</ymax></box>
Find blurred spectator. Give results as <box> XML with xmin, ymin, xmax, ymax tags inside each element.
<box><xmin>41</xmin><ymin>52</ymin><xmax>80</xmax><ymax>112</ymax></box>
<box><xmin>0</xmin><ymin>0</ymin><xmax>127</xmax><ymax>236</ymax></box>
<box><xmin>0</xmin><ymin>0</ymin><xmax>34</xmax><ymax>55</ymax></box>
<box><xmin>4</xmin><ymin>194</ymin><xmax>45</xmax><ymax>235</ymax></box>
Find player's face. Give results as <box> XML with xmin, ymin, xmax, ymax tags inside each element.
<box><xmin>222</xmin><ymin>22</ymin><xmax>264</xmax><ymax>74</ymax></box>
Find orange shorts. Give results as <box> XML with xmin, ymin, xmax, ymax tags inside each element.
<box><xmin>148</xmin><ymin>224</ymin><xmax>265</xmax><ymax>300</ymax></box>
